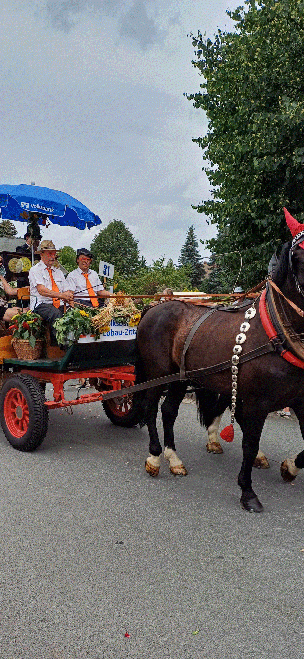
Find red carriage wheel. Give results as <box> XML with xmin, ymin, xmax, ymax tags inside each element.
<box><xmin>102</xmin><ymin>380</ymin><xmax>142</xmax><ymax>427</ymax></box>
<box><xmin>3</xmin><ymin>388</ymin><xmax>30</xmax><ymax>437</ymax></box>
<box><xmin>0</xmin><ymin>374</ymin><xmax>49</xmax><ymax>451</ymax></box>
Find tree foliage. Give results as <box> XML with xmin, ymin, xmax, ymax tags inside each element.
<box><xmin>178</xmin><ymin>225</ymin><xmax>204</xmax><ymax>288</ymax></box>
<box><xmin>188</xmin><ymin>0</ymin><xmax>304</xmax><ymax>288</ymax></box>
<box><xmin>0</xmin><ymin>220</ymin><xmax>17</xmax><ymax>237</ymax></box>
<box><xmin>57</xmin><ymin>246</ymin><xmax>77</xmax><ymax>273</ymax></box>
<box><xmin>115</xmin><ymin>258</ymin><xmax>192</xmax><ymax>295</ymax></box>
<box><xmin>90</xmin><ymin>220</ymin><xmax>143</xmax><ymax>277</ymax></box>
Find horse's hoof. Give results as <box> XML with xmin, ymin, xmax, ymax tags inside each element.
<box><xmin>206</xmin><ymin>442</ymin><xmax>223</xmax><ymax>454</ymax></box>
<box><xmin>170</xmin><ymin>464</ymin><xmax>188</xmax><ymax>476</ymax></box>
<box><xmin>240</xmin><ymin>495</ymin><xmax>264</xmax><ymax>513</ymax></box>
<box><xmin>253</xmin><ymin>455</ymin><xmax>270</xmax><ymax>469</ymax></box>
<box><xmin>280</xmin><ymin>460</ymin><xmax>296</xmax><ymax>482</ymax></box>
<box><xmin>145</xmin><ymin>460</ymin><xmax>159</xmax><ymax>477</ymax></box>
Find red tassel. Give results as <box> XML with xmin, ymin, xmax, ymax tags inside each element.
<box><xmin>220</xmin><ymin>424</ymin><xmax>234</xmax><ymax>442</ymax></box>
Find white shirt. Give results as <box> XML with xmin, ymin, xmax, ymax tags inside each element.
<box><xmin>29</xmin><ymin>260</ymin><xmax>68</xmax><ymax>310</ymax></box>
<box><xmin>66</xmin><ymin>267</ymin><xmax>104</xmax><ymax>303</ymax></box>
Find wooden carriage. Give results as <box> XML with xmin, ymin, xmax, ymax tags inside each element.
<box><xmin>0</xmin><ymin>287</ymin><xmax>140</xmax><ymax>451</ymax></box>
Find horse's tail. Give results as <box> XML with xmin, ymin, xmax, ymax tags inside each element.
<box><xmin>195</xmin><ymin>388</ymin><xmax>230</xmax><ymax>428</ymax></box>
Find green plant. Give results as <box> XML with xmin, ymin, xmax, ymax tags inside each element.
<box><xmin>53</xmin><ymin>307</ymin><xmax>98</xmax><ymax>346</ymax></box>
<box><xmin>9</xmin><ymin>311</ymin><xmax>45</xmax><ymax>348</ymax></box>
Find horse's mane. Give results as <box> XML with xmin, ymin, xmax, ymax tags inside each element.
<box><xmin>271</xmin><ymin>242</ymin><xmax>291</xmax><ymax>287</ymax></box>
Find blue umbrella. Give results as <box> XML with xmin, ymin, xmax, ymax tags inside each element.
<box><xmin>0</xmin><ymin>184</ymin><xmax>102</xmax><ymax>230</ymax></box>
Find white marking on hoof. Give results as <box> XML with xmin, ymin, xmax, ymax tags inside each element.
<box><xmin>206</xmin><ymin>416</ymin><xmax>223</xmax><ymax>453</ymax></box>
<box><xmin>281</xmin><ymin>457</ymin><xmax>299</xmax><ymax>482</ymax></box>
<box><xmin>164</xmin><ymin>447</ymin><xmax>188</xmax><ymax>476</ymax></box>
<box><xmin>145</xmin><ymin>454</ymin><xmax>161</xmax><ymax>477</ymax></box>
<box><xmin>207</xmin><ymin>415</ymin><xmax>221</xmax><ymax>443</ymax></box>
<box><xmin>206</xmin><ymin>441</ymin><xmax>223</xmax><ymax>454</ymax></box>
<box><xmin>253</xmin><ymin>450</ymin><xmax>270</xmax><ymax>469</ymax></box>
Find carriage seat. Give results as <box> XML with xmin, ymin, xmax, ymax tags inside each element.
<box><xmin>17</xmin><ymin>286</ymin><xmax>30</xmax><ymax>303</ymax></box>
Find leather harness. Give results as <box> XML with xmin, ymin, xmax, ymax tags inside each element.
<box><xmin>103</xmin><ymin>251</ymin><xmax>304</xmax><ymax>401</ymax></box>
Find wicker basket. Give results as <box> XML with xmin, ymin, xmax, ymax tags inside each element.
<box><xmin>12</xmin><ymin>338</ymin><xmax>43</xmax><ymax>360</ymax></box>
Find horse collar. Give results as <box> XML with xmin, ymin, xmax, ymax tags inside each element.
<box><xmin>259</xmin><ymin>289</ymin><xmax>304</xmax><ymax>369</ymax></box>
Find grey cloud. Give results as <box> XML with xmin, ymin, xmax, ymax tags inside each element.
<box><xmin>44</xmin><ymin>0</ymin><xmax>87</xmax><ymax>30</ymax></box>
<box><xmin>43</xmin><ymin>0</ymin><xmax>163</xmax><ymax>48</ymax></box>
<box><xmin>119</xmin><ymin>0</ymin><xmax>164</xmax><ymax>50</ymax></box>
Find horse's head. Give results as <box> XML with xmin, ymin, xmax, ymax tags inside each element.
<box><xmin>284</xmin><ymin>208</ymin><xmax>304</xmax><ymax>297</ymax></box>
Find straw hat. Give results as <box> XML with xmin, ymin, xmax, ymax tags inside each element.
<box><xmin>37</xmin><ymin>240</ymin><xmax>58</xmax><ymax>252</ymax></box>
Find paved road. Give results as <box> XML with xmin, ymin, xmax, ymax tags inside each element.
<box><xmin>0</xmin><ymin>386</ymin><xmax>304</xmax><ymax>659</ymax></box>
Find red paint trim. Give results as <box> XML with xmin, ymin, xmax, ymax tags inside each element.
<box><xmin>19</xmin><ymin>365</ymin><xmax>137</xmax><ymax>409</ymax></box>
<box><xmin>259</xmin><ymin>289</ymin><xmax>304</xmax><ymax>369</ymax></box>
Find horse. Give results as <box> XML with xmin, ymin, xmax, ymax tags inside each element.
<box><xmin>136</xmin><ymin>209</ymin><xmax>304</xmax><ymax>512</ymax></box>
<box><xmin>197</xmin><ymin>389</ymin><xmax>270</xmax><ymax>468</ymax></box>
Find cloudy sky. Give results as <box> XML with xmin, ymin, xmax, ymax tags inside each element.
<box><xmin>1</xmin><ymin>0</ymin><xmax>240</xmax><ymax>265</ymax></box>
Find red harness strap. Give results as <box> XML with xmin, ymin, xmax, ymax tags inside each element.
<box><xmin>259</xmin><ymin>289</ymin><xmax>304</xmax><ymax>369</ymax></box>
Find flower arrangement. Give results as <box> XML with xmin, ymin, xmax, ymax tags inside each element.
<box><xmin>53</xmin><ymin>307</ymin><xmax>96</xmax><ymax>346</ymax></box>
<box><xmin>9</xmin><ymin>311</ymin><xmax>45</xmax><ymax>348</ymax></box>
<box><xmin>53</xmin><ymin>297</ymin><xmax>142</xmax><ymax>346</ymax></box>
<box><xmin>91</xmin><ymin>297</ymin><xmax>141</xmax><ymax>334</ymax></box>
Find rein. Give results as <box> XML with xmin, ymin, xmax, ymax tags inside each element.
<box><xmin>102</xmin><ymin>341</ymin><xmax>275</xmax><ymax>401</ymax></box>
<box><xmin>268</xmin><ymin>279</ymin><xmax>304</xmax><ymax>318</ymax></box>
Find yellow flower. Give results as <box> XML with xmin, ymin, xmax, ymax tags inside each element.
<box><xmin>129</xmin><ymin>312</ymin><xmax>141</xmax><ymax>327</ymax></box>
<box><xmin>100</xmin><ymin>325</ymin><xmax>111</xmax><ymax>334</ymax></box>
<box><xmin>79</xmin><ymin>310</ymin><xmax>90</xmax><ymax>317</ymax></box>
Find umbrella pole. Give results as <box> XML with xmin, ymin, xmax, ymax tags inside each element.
<box><xmin>31</xmin><ymin>243</ymin><xmax>34</xmax><ymax>266</ymax></box>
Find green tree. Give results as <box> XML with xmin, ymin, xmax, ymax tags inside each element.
<box><xmin>116</xmin><ymin>258</ymin><xmax>192</xmax><ymax>295</ymax></box>
<box><xmin>188</xmin><ymin>0</ymin><xmax>304</xmax><ymax>289</ymax></box>
<box><xmin>0</xmin><ymin>220</ymin><xmax>17</xmax><ymax>237</ymax></box>
<box><xmin>57</xmin><ymin>246</ymin><xmax>77</xmax><ymax>273</ymax></box>
<box><xmin>203</xmin><ymin>253</ymin><xmax>240</xmax><ymax>293</ymax></box>
<box><xmin>90</xmin><ymin>220</ymin><xmax>142</xmax><ymax>277</ymax></box>
<box><xmin>178</xmin><ymin>225</ymin><xmax>204</xmax><ymax>288</ymax></box>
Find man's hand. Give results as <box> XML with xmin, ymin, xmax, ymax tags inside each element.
<box><xmin>61</xmin><ymin>290</ymin><xmax>74</xmax><ymax>303</ymax></box>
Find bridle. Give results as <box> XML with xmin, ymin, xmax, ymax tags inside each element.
<box><xmin>289</xmin><ymin>230</ymin><xmax>304</xmax><ymax>298</ymax></box>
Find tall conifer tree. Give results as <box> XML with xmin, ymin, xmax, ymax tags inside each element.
<box><xmin>178</xmin><ymin>226</ymin><xmax>203</xmax><ymax>288</ymax></box>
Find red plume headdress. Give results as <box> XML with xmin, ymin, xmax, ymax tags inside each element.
<box><xmin>284</xmin><ymin>207</ymin><xmax>304</xmax><ymax>249</ymax></box>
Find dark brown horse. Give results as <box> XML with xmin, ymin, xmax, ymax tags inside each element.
<box><xmin>136</xmin><ymin>212</ymin><xmax>304</xmax><ymax>512</ymax></box>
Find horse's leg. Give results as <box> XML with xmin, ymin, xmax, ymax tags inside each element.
<box><xmin>236</xmin><ymin>408</ymin><xmax>266</xmax><ymax>512</ymax></box>
<box><xmin>145</xmin><ymin>387</ymin><xmax>164</xmax><ymax>477</ymax></box>
<box><xmin>195</xmin><ymin>390</ymin><xmax>227</xmax><ymax>454</ymax></box>
<box><xmin>254</xmin><ymin>449</ymin><xmax>270</xmax><ymax>469</ymax></box>
<box><xmin>201</xmin><ymin>390</ymin><xmax>270</xmax><ymax>468</ymax></box>
<box><xmin>206</xmin><ymin>414</ymin><xmax>224</xmax><ymax>454</ymax></box>
<box><xmin>161</xmin><ymin>382</ymin><xmax>188</xmax><ymax>476</ymax></box>
<box><xmin>281</xmin><ymin>400</ymin><xmax>304</xmax><ymax>482</ymax></box>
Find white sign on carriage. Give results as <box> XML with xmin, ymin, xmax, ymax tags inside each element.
<box><xmin>77</xmin><ymin>320</ymin><xmax>137</xmax><ymax>343</ymax></box>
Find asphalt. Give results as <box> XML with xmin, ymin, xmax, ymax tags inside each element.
<box><xmin>0</xmin><ymin>387</ymin><xmax>304</xmax><ymax>659</ymax></box>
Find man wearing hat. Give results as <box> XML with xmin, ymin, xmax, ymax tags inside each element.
<box><xmin>29</xmin><ymin>240</ymin><xmax>74</xmax><ymax>343</ymax></box>
<box><xmin>66</xmin><ymin>248</ymin><xmax>109</xmax><ymax>307</ymax></box>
